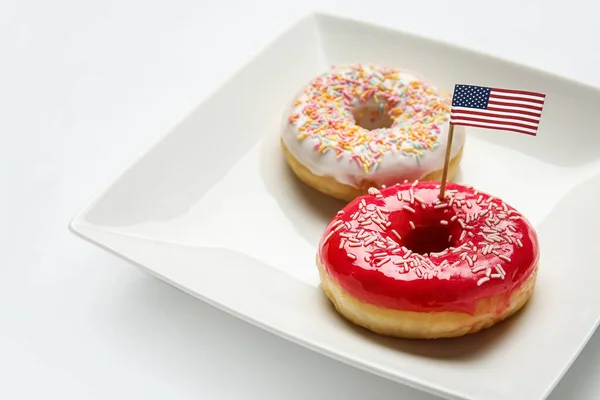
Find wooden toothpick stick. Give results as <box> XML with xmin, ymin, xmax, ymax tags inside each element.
<box><xmin>438</xmin><ymin>123</ymin><xmax>455</xmax><ymax>200</ymax></box>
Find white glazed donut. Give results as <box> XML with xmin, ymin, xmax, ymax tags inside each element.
<box><xmin>281</xmin><ymin>64</ymin><xmax>466</xmax><ymax>201</ymax></box>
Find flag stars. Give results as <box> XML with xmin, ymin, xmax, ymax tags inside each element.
<box><xmin>452</xmin><ymin>85</ymin><xmax>491</xmax><ymax>109</ymax></box>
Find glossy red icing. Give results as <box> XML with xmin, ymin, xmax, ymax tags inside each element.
<box><xmin>318</xmin><ymin>182</ymin><xmax>539</xmax><ymax>314</ymax></box>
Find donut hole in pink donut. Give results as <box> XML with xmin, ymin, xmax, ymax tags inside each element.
<box><xmin>401</xmin><ymin>224</ymin><xmax>453</xmax><ymax>255</ymax></box>
<box><xmin>351</xmin><ymin>104</ymin><xmax>394</xmax><ymax>130</ymax></box>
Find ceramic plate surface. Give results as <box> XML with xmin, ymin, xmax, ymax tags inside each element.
<box><xmin>70</xmin><ymin>13</ymin><xmax>600</xmax><ymax>400</ymax></box>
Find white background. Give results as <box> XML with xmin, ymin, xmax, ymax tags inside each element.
<box><xmin>2</xmin><ymin>0</ymin><xmax>599</xmax><ymax>398</ymax></box>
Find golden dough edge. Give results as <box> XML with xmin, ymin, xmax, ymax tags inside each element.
<box><xmin>316</xmin><ymin>256</ymin><xmax>538</xmax><ymax>339</ymax></box>
<box><xmin>281</xmin><ymin>139</ymin><xmax>464</xmax><ymax>202</ymax></box>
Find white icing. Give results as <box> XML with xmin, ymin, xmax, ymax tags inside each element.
<box><xmin>281</xmin><ymin>66</ymin><xmax>466</xmax><ymax>188</ymax></box>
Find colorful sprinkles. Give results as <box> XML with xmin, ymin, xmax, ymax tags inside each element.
<box><xmin>288</xmin><ymin>64</ymin><xmax>451</xmax><ymax>173</ymax></box>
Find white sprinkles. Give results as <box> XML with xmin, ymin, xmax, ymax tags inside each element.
<box><xmin>321</xmin><ymin>183</ymin><xmax>529</xmax><ymax>288</ymax></box>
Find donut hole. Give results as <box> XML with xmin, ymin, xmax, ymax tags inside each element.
<box><xmin>402</xmin><ymin>225</ymin><xmax>452</xmax><ymax>255</ymax></box>
<box><xmin>351</xmin><ymin>105</ymin><xmax>394</xmax><ymax>130</ymax></box>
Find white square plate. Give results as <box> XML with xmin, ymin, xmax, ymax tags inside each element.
<box><xmin>70</xmin><ymin>13</ymin><xmax>600</xmax><ymax>400</ymax></box>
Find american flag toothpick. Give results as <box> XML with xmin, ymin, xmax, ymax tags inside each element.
<box><xmin>450</xmin><ymin>85</ymin><xmax>545</xmax><ymax>135</ymax></box>
<box><xmin>438</xmin><ymin>84</ymin><xmax>546</xmax><ymax>199</ymax></box>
